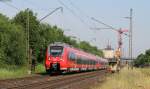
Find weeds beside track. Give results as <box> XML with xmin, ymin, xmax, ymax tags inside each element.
<box><xmin>92</xmin><ymin>67</ymin><xmax>150</xmax><ymax>89</ymax></box>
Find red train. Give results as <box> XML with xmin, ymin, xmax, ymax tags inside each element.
<box><xmin>45</xmin><ymin>42</ymin><xmax>108</xmax><ymax>74</ymax></box>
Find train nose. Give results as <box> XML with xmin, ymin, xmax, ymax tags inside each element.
<box><xmin>51</xmin><ymin>63</ymin><xmax>60</xmax><ymax>71</ymax></box>
<box><xmin>51</xmin><ymin>56</ymin><xmax>63</xmax><ymax>63</ymax></box>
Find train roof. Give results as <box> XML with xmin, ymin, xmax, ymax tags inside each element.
<box><xmin>49</xmin><ymin>42</ymin><xmax>71</xmax><ymax>47</ymax></box>
<box><xmin>49</xmin><ymin>42</ymin><xmax>85</xmax><ymax>52</ymax></box>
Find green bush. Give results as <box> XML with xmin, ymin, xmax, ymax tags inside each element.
<box><xmin>0</xmin><ymin>14</ymin><xmax>26</xmax><ymax>68</ymax></box>
<box><xmin>35</xmin><ymin>64</ymin><xmax>45</xmax><ymax>73</ymax></box>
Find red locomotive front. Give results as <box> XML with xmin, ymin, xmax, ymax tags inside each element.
<box><xmin>45</xmin><ymin>43</ymin><xmax>67</xmax><ymax>73</ymax></box>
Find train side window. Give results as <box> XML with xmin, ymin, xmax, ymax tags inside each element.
<box><xmin>85</xmin><ymin>57</ymin><xmax>88</xmax><ymax>65</ymax></box>
<box><xmin>77</xmin><ymin>56</ymin><xmax>81</xmax><ymax>64</ymax></box>
<box><xmin>80</xmin><ymin>57</ymin><xmax>83</xmax><ymax>64</ymax></box>
<box><xmin>89</xmin><ymin>60</ymin><xmax>91</xmax><ymax>65</ymax></box>
<box><xmin>68</xmin><ymin>52</ymin><xmax>76</xmax><ymax>61</ymax></box>
<box><xmin>81</xmin><ymin>56</ymin><xmax>85</xmax><ymax>64</ymax></box>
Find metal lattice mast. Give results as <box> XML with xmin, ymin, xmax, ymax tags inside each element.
<box><xmin>130</xmin><ymin>9</ymin><xmax>133</xmax><ymax>67</ymax></box>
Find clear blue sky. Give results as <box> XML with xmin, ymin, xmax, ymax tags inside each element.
<box><xmin>0</xmin><ymin>0</ymin><xmax>150</xmax><ymax>57</ymax></box>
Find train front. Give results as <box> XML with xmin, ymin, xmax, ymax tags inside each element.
<box><xmin>45</xmin><ymin>44</ymin><xmax>65</xmax><ymax>73</ymax></box>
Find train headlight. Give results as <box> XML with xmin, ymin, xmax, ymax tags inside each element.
<box><xmin>60</xmin><ymin>56</ymin><xmax>64</xmax><ymax>61</ymax></box>
<box><xmin>48</xmin><ymin>57</ymin><xmax>51</xmax><ymax>60</ymax></box>
<box><xmin>60</xmin><ymin>58</ymin><xmax>64</xmax><ymax>61</ymax></box>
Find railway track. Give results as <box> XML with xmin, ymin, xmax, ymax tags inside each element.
<box><xmin>0</xmin><ymin>70</ymin><xmax>106</xmax><ymax>89</ymax></box>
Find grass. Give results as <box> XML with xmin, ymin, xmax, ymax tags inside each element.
<box><xmin>0</xmin><ymin>64</ymin><xmax>46</xmax><ymax>80</ymax></box>
<box><xmin>0</xmin><ymin>67</ymin><xmax>29</xmax><ymax>80</ymax></box>
<box><xmin>92</xmin><ymin>67</ymin><xmax>150</xmax><ymax>89</ymax></box>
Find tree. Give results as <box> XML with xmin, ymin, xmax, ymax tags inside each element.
<box><xmin>12</xmin><ymin>9</ymin><xmax>43</xmax><ymax>63</ymax></box>
<box><xmin>0</xmin><ymin>13</ymin><xmax>26</xmax><ymax>67</ymax></box>
<box><xmin>78</xmin><ymin>41</ymin><xmax>103</xmax><ymax>57</ymax></box>
<box><xmin>134</xmin><ymin>49</ymin><xmax>150</xmax><ymax>67</ymax></box>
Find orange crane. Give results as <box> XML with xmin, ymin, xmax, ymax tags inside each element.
<box><xmin>117</xmin><ymin>29</ymin><xmax>128</xmax><ymax>58</ymax></box>
<box><xmin>91</xmin><ymin>17</ymin><xmax>128</xmax><ymax>58</ymax></box>
<box><xmin>91</xmin><ymin>17</ymin><xmax>128</xmax><ymax>72</ymax></box>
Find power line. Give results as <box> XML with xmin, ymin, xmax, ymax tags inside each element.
<box><xmin>67</xmin><ymin>0</ymin><xmax>91</xmax><ymax>19</ymax></box>
<box><xmin>39</xmin><ymin>7</ymin><xmax>63</xmax><ymax>22</ymax></box>
<box><xmin>57</xmin><ymin>0</ymin><xmax>91</xmax><ymax>28</ymax></box>
<box><xmin>91</xmin><ymin>17</ymin><xmax>117</xmax><ymax>32</ymax></box>
<box><xmin>25</xmin><ymin>0</ymin><xmax>40</xmax><ymax>9</ymax></box>
<box><xmin>68</xmin><ymin>0</ymin><xmax>129</xmax><ymax>38</ymax></box>
<box><xmin>91</xmin><ymin>17</ymin><xmax>129</xmax><ymax>36</ymax></box>
<box><xmin>24</xmin><ymin>0</ymin><xmax>54</xmax><ymax>11</ymax></box>
<box><xmin>67</xmin><ymin>0</ymin><xmax>104</xmax><ymax>30</ymax></box>
<box><xmin>0</xmin><ymin>1</ymin><xmax>20</xmax><ymax>11</ymax></box>
<box><xmin>0</xmin><ymin>0</ymin><xmax>11</xmax><ymax>2</ymax></box>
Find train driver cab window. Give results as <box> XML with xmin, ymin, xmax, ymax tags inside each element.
<box><xmin>50</xmin><ymin>46</ymin><xmax>63</xmax><ymax>57</ymax></box>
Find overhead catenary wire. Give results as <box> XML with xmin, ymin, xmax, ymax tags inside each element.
<box><xmin>67</xmin><ymin>0</ymin><xmax>129</xmax><ymax>41</ymax></box>
<box><xmin>0</xmin><ymin>1</ymin><xmax>20</xmax><ymax>11</ymax></box>
<box><xmin>67</xmin><ymin>0</ymin><xmax>91</xmax><ymax>19</ymax></box>
<box><xmin>67</xmin><ymin>0</ymin><xmax>102</xmax><ymax>30</ymax></box>
<box><xmin>57</xmin><ymin>0</ymin><xmax>91</xmax><ymax>28</ymax></box>
<box><xmin>91</xmin><ymin>17</ymin><xmax>118</xmax><ymax>32</ymax></box>
<box><xmin>25</xmin><ymin>0</ymin><xmax>40</xmax><ymax>9</ymax></box>
<box><xmin>39</xmin><ymin>7</ymin><xmax>63</xmax><ymax>22</ymax></box>
<box><xmin>91</xmin><ymin>17</ymin><xmax>129</xmax><ymax>36</ymax></box>
<box><xmin>24</xmin><ymin>0</ymin><xmax>55</xmax><ymax>11</ymax></box>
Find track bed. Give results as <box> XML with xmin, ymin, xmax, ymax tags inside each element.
<box><xmin>0</xmin><ymin>70</ymin><xmax>107</xmax><ymax>89</ymax></box>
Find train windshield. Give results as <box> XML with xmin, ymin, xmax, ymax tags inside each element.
<box><xmin>50</xmin><ymin>46</ymin><xmax>63</xmax><ymax>57</ymax></box>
